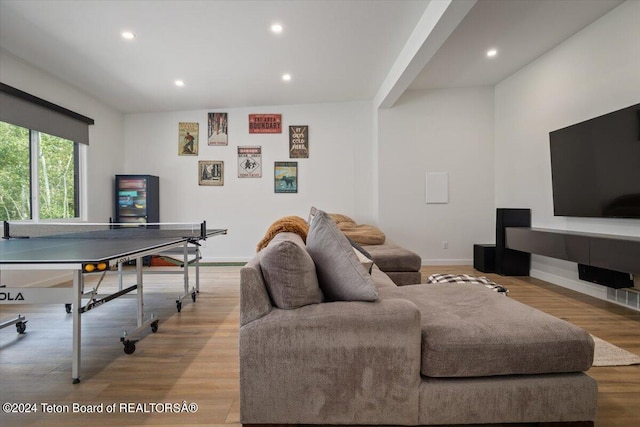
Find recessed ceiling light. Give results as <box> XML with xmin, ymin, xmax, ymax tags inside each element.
<box><xmin>282</xmin><ymin>74</ymin><xmax>292</xmax><ymax>82</ymax></box>
<box><xmin>121</xmin><ymin>31</ymin><xmax>136</xmax><ymax>40</ymax></box>
<box><xmin>486</xmin><ymin>49</ymin><xmax>498</xmax><ymax>58</ymax></box>
<box><xmin>174</xmin><ymin>80</ymin><xmax>185</xmax><ymax>87</ymax></box>
<box><xmin>271</xmin><ymin>23</ymin><xmax>284</xmax><ymax>34</ymax></box>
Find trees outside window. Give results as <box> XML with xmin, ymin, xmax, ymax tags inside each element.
<box><xmin>0</xmin><ymin>121</ymin><xmax>79</xmax><ymax>221</ymax></box>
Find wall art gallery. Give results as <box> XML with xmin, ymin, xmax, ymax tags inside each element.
<box><xmin>178</xmin><ymin>113</ymin><xmax>307</xmax><ymax>192</ymax></box>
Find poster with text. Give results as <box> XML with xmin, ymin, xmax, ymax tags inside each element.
<box><xmin>289</xmin><ymin>125</ymin><xmax>309</xmax><ymax>158</ymax></box>
<box><xmin>274</xmin><ymin>161</ymin><xmax>298</xmax><ymax>193</ymax></box>
<box><xmin>238</xmin><ymin>146</ymin><xmax>262</xmax><ymax>178</ymax></box>
<box><xmin>208</xmin><ymin>112</ymin><xmax>228</xmax><ymax>145</ymax></box>
<box><xmin>199</xmin><ymin>160</ymin><xmax>224</xmax><ymax>186</ymax></box>
<box><xmin>249</xmin><ymin>114</ymin><xmax>282</xmax><ymax>134</ymax></box>
<box><xmin>179</xmin><ymin>122</ymin><xmax>199</xmax><ymax>155</ymax></box>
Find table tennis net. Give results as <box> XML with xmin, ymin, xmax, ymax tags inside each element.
<box><xmin>3</xmin><ymin>221</ymin><xmax>208</xmax><ymax>240</ymax></box>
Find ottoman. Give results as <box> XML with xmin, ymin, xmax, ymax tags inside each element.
<box><xmin>362</xmin><ymin>242</ymin><xmax>422</xmax><ymax>286</ymax></box>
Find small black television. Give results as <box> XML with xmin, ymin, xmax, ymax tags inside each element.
<box><xmin>549</xmin><ymin>103</ymin><xmax>640</xmax><ymax>219</ymax></box>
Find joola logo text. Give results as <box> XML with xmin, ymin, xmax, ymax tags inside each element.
<box><xmin>0</xmin><ymin>292</ymin><xmax>24</xmax><ymax>301</ymax></box>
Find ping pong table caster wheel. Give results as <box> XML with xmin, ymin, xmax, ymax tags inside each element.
<box><xmin>16</xmin><ymin>321</ymin><xmax>26</xmax><ymax>334</ymax></box>
<box><xmin>191</xmin><ymin>291</ymin><xmax>197</xmax><ymax>302</ymax></box>
<box><xmin>65</xmin><ymin>303</ymin><xmax>72</xmax><ymax>314</ymax></box>
<box><xmin>176</xmin><ymin>301</ymin><xmax>182</xmax><ymax>312</ymax></box>
<box><xmin>150</xmin><ymin>320</ymin><xmax>159</xmax><ymax>333</ymax></box>
<box><xmin>122</xmin><ymin>340</ymin><xmax>136</xmax><ymax>355</ymax></box>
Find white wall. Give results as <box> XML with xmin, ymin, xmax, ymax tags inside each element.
<box><xmin>0</xmin><ymin>50</ymin><xmax>125</xmax><ymax>285</ymax></box>
<box><xmin>378</xmin><ymin>87</ymin><xmax>495</xmax><ymax>264</ymax></box>
<box><xmin>494</xmin><ymin>0</ymin><xmax>640</xmax><ymax>296</ymax></box>
<box><xmin>123</xmin><ymin>101</ymin><xmax>373</xmax><ymax>262</ymax></box>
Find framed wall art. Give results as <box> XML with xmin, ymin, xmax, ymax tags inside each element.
<box><xmin>274</xmin><ymin>161</ymin><xmax>297</xmax><ymax>193</ymax></box>
<box><xmin>208</xmin><ymin>112</ymin><xmax>228</xmax><ymax>145</ymax></box>
<box><xmin>178</xmin><ymin>122</ymin><xmax>199</xmax><ymax>155</ymax></box>
<box><xmin>249</xmin><ymin>114</ymin><xmax>282</xmax><ymax>134</ymax></box>
<box><xmin>238</xmin><ymin>146</ymin><xmax>262</xmax><ymax>178</ymax></box>
<box><xmin>289</xmin><ymin>125</ymin><xmax>309</xmax><ymax>158</ymax></box>
<box><xmin>199</xmin><ymin>160</ymin><xmax>224</xmax><ymax>186</ymax></box>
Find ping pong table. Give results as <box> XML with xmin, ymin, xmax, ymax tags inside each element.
<box><xmin>0</xmin><ymin>221</ymin><xmax>227</xmax><ymax>383</ymax></box>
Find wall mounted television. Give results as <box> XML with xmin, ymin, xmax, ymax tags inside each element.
<box><xmin>549</xmin><ymin>103</ymin><xmax>640</xmax><ymax>219</ymax></box>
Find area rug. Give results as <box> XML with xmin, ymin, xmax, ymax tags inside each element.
<box><xmin>591</xmin><ymin>335</ymin><xmax>640</xmax><ymax>366</ymax></box>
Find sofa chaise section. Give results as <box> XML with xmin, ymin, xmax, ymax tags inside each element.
<box><xmin>239</xmin><ymin>217</ymin><xmax>597</xmax><ymax>426</ymax></box>
<box><xmin>239</xmin><ymin>257</ymin><xmax>423</xmax><ymax>425</ymax></box>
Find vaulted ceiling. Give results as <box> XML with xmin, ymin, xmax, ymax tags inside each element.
<box><xmin>0</xmin><ymin>0</ymin><xmax>624</xmax><ymax>113</ymax></box>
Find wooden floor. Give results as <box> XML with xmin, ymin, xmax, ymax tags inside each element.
<box><xmin>0</xmin><ymin>265</ymin><xmax>638</xmax><ymax>427</ymax></box>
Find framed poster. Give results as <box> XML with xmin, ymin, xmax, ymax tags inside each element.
<box><xmin>208</xmin><ymin>112</ymin><xmax>228</xmax><ymax>145</ymax></box>
<box><xmin>178</xmin><ymin>122</ymin><xmax>199</xmax><ymax>155</ymax></box>
<box><xmin>249</xmin><ymin>114</ymin><xmax>282</xmax><ymax>134</ymax></box>
<box><xmin>238</xmin><ymin>146</ymin><xmax>262</xmax><ymax>178</ymax></box>
<box><xmin>289</xmin><ymin>125</ymin><xmax>309</xmax><ymax>158</ymax></box>
<box><xmin>274</xmin><ymin>161</ymin><xmax>297</xmax><ymax>193</ymax></box>
<box><xmin>199</xmin><ymin>160</ymin><xmax>224</xmax><ymax>186</ymax></box>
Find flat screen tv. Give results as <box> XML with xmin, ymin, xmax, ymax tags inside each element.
<box><xmin>549</xmin><ymin>103</ymin><xmax>640</xmax><ymax>219</ymax></box>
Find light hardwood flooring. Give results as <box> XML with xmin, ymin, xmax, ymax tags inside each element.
<box><xmin>0</xmin><ymin>265</ymin><xmax>638</xmax><ymax>427</ymax></box>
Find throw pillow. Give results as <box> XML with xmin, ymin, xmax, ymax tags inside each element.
<box><xmin>306</xmin><ymin>208</ymin><xmax>378</xmax><ymax>302</ymax></box>
<box><xmin>259</xmin><ymin>233</ymin><xmax>324</xmax><ymax>309</ymax></box>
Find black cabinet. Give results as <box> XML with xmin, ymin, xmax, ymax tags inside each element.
<box><xmin>495</xmin><ymin>208</ymin><xmax>531</xmax><ymax>276</ymax></box>
<box><xmin>114</xmin><ymin>175</ymin><xmax>159</xmax><ymax>225</ymax></box>
<box><xmin>473</xmin><ymin>244</ymin><xmax>496</xmax><ymax>273</ymax></box>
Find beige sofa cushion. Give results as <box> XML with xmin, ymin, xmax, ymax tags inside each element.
<box><xmin>370</xmin><ymin>264</ymin><xmax>397</xmax><ymax>288</ymax></box>
<box><xmin>259</xmin><ymin>232</ymin><xmax>323</xmax><ymax>309</ymax></box>
<box><xmin>379</xmin><ymin>284</ymin><xmax>594</xmax><ymax>378</ymax></box>
<box><xmin>328</xmin><ymin>213</ymin><xmax>386</xmax><ymax>245</ymax></box>
<box><xmin>363</xmin><ymin>242</ymin><xmax>422</xmax><ymax>272</ymax></box>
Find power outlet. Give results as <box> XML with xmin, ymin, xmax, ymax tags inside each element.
<box><xmin>442</xmin><ymin>241</ymin><xmax>448</xmax><ymax>249</ymax></box>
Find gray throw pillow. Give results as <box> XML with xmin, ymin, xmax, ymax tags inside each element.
<box><xmin>306</xmin><ymin>208</ymin><xmax>378</xmax><ymax>301</ymax></box>
<box><xmin>259</xmin><ymin>233</ymin><xmax>324</xmax><ymax>309</ymax></box>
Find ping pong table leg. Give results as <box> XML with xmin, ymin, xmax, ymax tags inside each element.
<box><xmin>136</xmin><ymin>257</ymin><xmax>144</xmax><ymax>327</ymax></box>
<box><xmin>72</xmin><ymin>269</ymin><xmax>82</xmax><ymax>384</ymax></box>
<box><xmin>195</xmin><ymin>244</ymin><xmax>200</xmax><ymax>293</ymax></box>
<box><xmin>118</xmin><ymin>261</ymin><xmax>124</xmax><ymax>292</ymax></box>
<box><xmin>183</xmin><ymin>243</ymin><xmax>189</xmax><ymax>298</ymax></box>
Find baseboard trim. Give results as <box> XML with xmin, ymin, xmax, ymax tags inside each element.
<box><xmin>422</xmin><ymin>258</ymin><xmax>473</xmax><ymax>266</ymax></box>
<box><xmin>532</xmin><ymin>268</ymin><xmax>640</xmax><ymax>312</ymax></box>
<box><xmin>201</xmin><ymin>257</ymin><xmax>252</xmax><ymax>263</ymax></box>
<box><xmin>530</xmin><ymin>268</ymin><xmax>606</xmax><ymax>300</ymax></box>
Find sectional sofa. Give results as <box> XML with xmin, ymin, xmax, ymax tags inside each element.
<box><xmin>239</xmin><ymin>208</ymin><xmax>597</xmax><ymax>425</ymax></box>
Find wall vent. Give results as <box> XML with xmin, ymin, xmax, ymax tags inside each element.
<box><xmin>606</xmin><ymin>287</ymin><xmax>640</xmax><ymax>311</ymax></box>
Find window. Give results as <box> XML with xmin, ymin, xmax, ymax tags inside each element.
<box><xmin>0</xmin><ymin>121</ymin><xmax>79</xmax><ymax>221</ymax></box>
<box><xmin>0</xmin><ymin>83</ymin><xmax>93</xmax><ymax>221</ymax></box>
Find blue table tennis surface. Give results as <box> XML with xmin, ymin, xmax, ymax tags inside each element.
<box><xmin>0</xmin><ymin>228</ymin><xmax>226</xmax><ymax>264</ymax></box>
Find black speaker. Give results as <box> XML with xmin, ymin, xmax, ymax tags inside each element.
<box><xmin>495</xmin><ymin>208</ymin><xmax>531</xmax><ymax>276</ymax></box>
<box><xmin>474</xmin><ymin>244</ymin><xmax>496</xmax><ymax>273</ymax></box>
<box><xmin>578</xmin><ymin>264</ymin><xmax>633</xmax><ymax>289</ymax></box>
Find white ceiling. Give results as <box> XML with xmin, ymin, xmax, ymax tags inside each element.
<box><xmin>409</xmin><ymin>0</ymin><xmax>625</xmax><ymax>90</ymax></box>
<box><xmin>0</xmin><ymin>0</ymin><xmax>626</xmax><ymax>114</ymax></box>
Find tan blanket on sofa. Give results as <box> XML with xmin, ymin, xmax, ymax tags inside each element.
<box><xmin>256</xmin><ymin>216</ymin><xmax>309</xmax><ymax>252</ymax></box>
<box><xmin>329</xmin><ymin>213</ymin><xmax>385</xmax><ymax>245</ymax></box>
